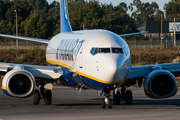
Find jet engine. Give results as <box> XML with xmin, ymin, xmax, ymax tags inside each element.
<box><xmin>2</xmin><ymin>69</ymin><xmax>35</xmax><ymax>98</ymax></box>
<box><xmin>144</xmin><ymin>69</ymin><xmax>177</xmax><ymax>98</ymax></box>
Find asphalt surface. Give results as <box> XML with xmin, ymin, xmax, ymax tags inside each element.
<box><xmin>0</xmin><ymin>87</ymin><xmax>180</xmax><ymax>120</ymax></box>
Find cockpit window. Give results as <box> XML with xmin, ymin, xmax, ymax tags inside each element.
<box><xmin>94</xmin><ymin>48</ymin><xmax>98</xmax><ymax>55</ymax></box>
<box><xmin>90</xmin><ymin>47</ymin><xmax>123</xmax><ymax>55</ymax></box>
<box><xmin>90</xmin><ymin>48</ymin><xmax>95</xmax><ymax>55</ymax></box>
<box><xmin>90</xmin><ymin>48</ymin><xmax>98</xmax><ymax>55</ymax></box>
<box><xmin>98</xmin><ymin>48</ymin><xmax>110</xmax><ymax>53</ymax></box>
<box><xmin>112</xmin><ymin>48</ymin><xmax>123</xmax><ymax>53</ymax></box>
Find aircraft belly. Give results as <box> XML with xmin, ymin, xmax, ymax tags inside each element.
<box><xmin>64</xmin><ymin>69</ymin><xmax>127</xmax><ymax>90</ymax></box>
<box><xmin>57</xmin><ymin>66</ymin><xmax>116</xmax><ymax>89</ymax></box>
<box><xmin>46</xmin><ymin>61</ymin><xmax>125</xmax><ymax>89</ymax></box>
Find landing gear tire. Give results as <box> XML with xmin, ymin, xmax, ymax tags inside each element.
<box><xmin>44</xmin><ymin>90</ymin><xmax>52</xmax><ymax>105</ymax></box>
<box><xmin>108</xmin><ymin>98</ymin><xmax>112</xmax><ymax>109</ymax></box>
<box><xmin>101</xmin><ymin>98</ymin><xmax>112</xmax><ymax>109</ymax></box>
<box><xmin>113</xmin><ymin>90</ymin><xmax>121</xmax><ymax>105</ymax></box>
<box><xmin>33</xmin><ymin>90</ymin><xmax>40</xmax><ymax>105</ymax></box>
<box><xmin>125</xmin><ymin>90</ymin><xmax>132</xmax><ymax>105</ymax></box>
<box><xmin>102</xmin><ymin>98</ymin><xmax>106</xmax><ymax>109</ymax></box>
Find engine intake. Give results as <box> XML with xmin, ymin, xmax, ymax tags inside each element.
<box><xmin>144</xmin><ymin>70</ymin><xmax>177</xmax><ymax>98</ymax></box>
<box><xmin>2</xmin><ymin>69</ymin><xmax>35</xmax><ymax>98</ymax></box>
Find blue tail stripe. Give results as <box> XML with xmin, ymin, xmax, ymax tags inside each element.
<box><xmin>60</xmin><ymin>0</ymin><xmax>72</xmax><ymax>33</ymax></box>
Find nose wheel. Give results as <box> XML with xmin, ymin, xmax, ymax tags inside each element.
<box><xmin>102</xmin><ymin>98</ymin><xmax>112</xmax><ymax>109</ymax></box>
<box><xmin>101</xmin><ymin>87</ymin><xmax>133</xmax><ymax>109</ymax></box>
<box><xmin>101</xmin><ymin>88</ymin><xmax>112</xmax><ymax>109</ymax></box>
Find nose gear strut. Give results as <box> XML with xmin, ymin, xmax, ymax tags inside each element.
<box><xmin>101</xmin><ymin>87</ymin><xmax>112</xmax><ymax>109</ymax></box>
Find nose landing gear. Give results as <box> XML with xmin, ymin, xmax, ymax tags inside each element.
<box><xmin>101</xmin><ymin>87</ymin><xmax>133</xmax><ymax>109</ymax></box>
<box><xmin>101</xmin><ymin>88</ymin><xmax>112</xmax><ymax>109</ymax></box>
<box><xmin>102</xmin><ymin>97</ymin><xmax>112</xmax><ymax>109</ymax></box>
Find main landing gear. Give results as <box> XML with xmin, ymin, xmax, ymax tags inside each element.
<box><xmin>33</xmin><ymin>80</ymin><xmax>52</xmax><ymax>105</ymax></box>
<box><xmin>113</xmin><ymin>87</ymin><xmax>132</xmax><ymax>105</ymax></box>
<box><xmin>101</xmin><ymin>87</ymin><xmax>133</xmax><ymax>109</ymax></box>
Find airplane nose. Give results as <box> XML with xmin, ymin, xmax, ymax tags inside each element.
<box><xmin>103</xmin><ymin>54</ymin><xmax>128</xmax><ymax>83</ymax></box>
<box><xmin>113</xmin><ymin>62</ymin><xmax>129</xmax><ymax>82</ymax></box>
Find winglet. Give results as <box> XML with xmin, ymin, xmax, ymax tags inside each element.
<box><xmin>60</xmin><ymin>0</ymin><xmax>72</xmax><ymax>33</ymax></box>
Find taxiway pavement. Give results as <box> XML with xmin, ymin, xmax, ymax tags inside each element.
<box><xmin>0</xmin><ymin>87</ymin><xmax>180</xmax><ymax>120</ymax></box>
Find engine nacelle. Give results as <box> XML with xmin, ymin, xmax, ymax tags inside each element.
<box><xmin>144</xmin><ymin>70</ymin><xmax>177</xmax><ymax>98</ymax></box>
<box><xmin>2</xmin><ymin>69</ymin><xmax>35</xmax><ymax>98</ymax></box>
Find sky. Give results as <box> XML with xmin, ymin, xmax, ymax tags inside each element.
<box><xmin>47</xmin><ymin>0</ymin><xmax>171</xmax><ymax>14</ymax></box>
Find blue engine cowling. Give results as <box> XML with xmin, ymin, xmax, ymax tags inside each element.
<box><xmin>144</xmin><ymin>69</ymin><xmax>177</xmax><ymax>98</ymax></box>
<box><xmin>2</xmin><ymin>69</ymin><xmax>35</xmax><ymax>98</ymax></box>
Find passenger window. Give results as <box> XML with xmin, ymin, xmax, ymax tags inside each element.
<box><xmin>112</xmin><ymin>48</ymin><xmax>123</xmax><ymax>53</ymax></box>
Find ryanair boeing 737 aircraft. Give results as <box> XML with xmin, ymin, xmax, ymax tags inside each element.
<box><xmin>0</xmin><ymin>0</ymin><xmax>179</xmax><ymax>109</ymax></box>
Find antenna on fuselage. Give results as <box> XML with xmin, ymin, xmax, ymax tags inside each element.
<box><xmin>60</xmin><ymin>0</ymin><xmax>72</xmax><ymax>33</ymax></box>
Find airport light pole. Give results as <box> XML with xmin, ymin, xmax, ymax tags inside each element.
<box><xmin>161</xmin><ymin>13</ymin><xmax>163</xmax><ymax>49</ymax></box>
<box><xmin>174</xmin><ymin>17</ymin><xmax>176</xmax><ymax>47</ymax></box>
<box><xmin>15</xmin><ymin>10</ymin><xmax>18</xmax><ymax>49</ymax></box>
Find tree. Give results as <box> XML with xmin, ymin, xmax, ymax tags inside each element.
<box><xmin>47</xmin><ymin>1</ymin><xmax>60</xmax><ymax>38</ymax></box>
<box><xmin>164</xmin><ymin>0</ymin><xmax>180</xmax><ymax>21</ymax></box>
<box><xmin>116</xmin><ymin>2</ymin><xmax>128</xmax><ymax>13</ymax></box>
<box><xmin>0</xmin><ymin>0</ymin><xmax>138</xmax><ymax>40</ymax></box>
<box><xmin>129</xmin><ymin>0</ymin><xmax>159</xmax><ymax>24</ymax></box>
<box><xmin>23</xmin><ymin>11</ymin><xmax>47</xmax><ymax>39</ymax></box>
<box><xmin>68</xmin><ymin>1</ymin><xmax>137</xmax><ymax>34</ymax></box>
<box><xmin>13</xmin><ymin>0</ymin><xmax>33</xmax><ymax>21</ymax></box>
<box><xmin>35</xmin><ymin>0</ymin><xmax>49</xmax><ymax>14</ymax></box>
<box><xmin>154</xmin><ymin>9</ymin><xmax>164</xmax><ymax>21</ymax></box>
<box><xmin>99</xmin><ymin>3</ymin><xmax>137</xmax><ymax>34</ymax></box>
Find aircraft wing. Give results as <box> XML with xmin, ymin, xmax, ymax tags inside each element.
<box><xmin>0</xmin><ymin>34</ymin><xmax>49</xmax><ymax>44</ymax></box>
<box><xmin>128</xmin><ymin>62</ymin><xmax>180</xmax><ymax>79</ymax></box>
<box><xmin>0</xmin><ymin>62</ymin><xmax>62</xmax><ymax>80</ymax></box>
<box><xmin>119</xmin><ymin>31</ymin><xmax>148</xmax><ymax>37</ymax></box>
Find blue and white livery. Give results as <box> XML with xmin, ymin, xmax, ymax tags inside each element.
<box><xmin>0</xmin><ymin>0</ymin><xmax>179</xmax><ymax>109</ymax></box>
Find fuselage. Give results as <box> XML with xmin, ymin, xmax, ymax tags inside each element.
<box><xmin>46</xmin><ymin>30</ymin><xmax>131</xmax><ymax>90</ymax></box>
